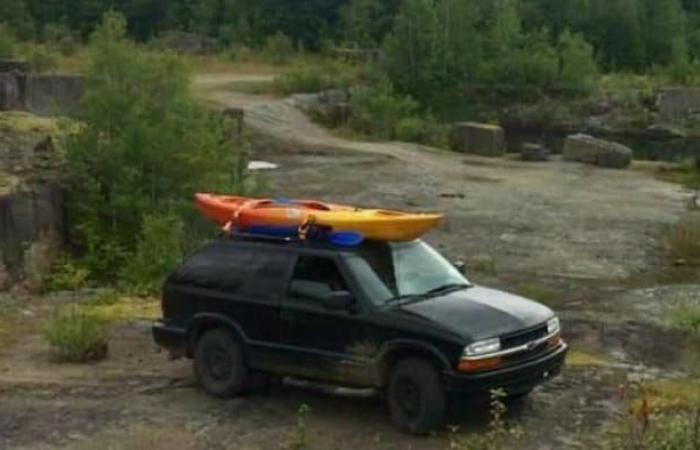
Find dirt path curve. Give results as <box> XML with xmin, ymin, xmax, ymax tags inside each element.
<box><xmin>194</xmin><ymin>73</ymin><xmax>691</xmax><ymax>283</ymax></box>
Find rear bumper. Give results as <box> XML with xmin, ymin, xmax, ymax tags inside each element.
<box><xmin>152</xmin><ymin>320</ymin><xmax>187</xmax><ymax>357</ymax></box>
<box><xmin>444</xmin><ymin>342</ymin><xmax>568</xmax><ymax>395</ymax></box>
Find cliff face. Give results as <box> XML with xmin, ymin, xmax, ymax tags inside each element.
<box><xmin>0</xmin><ymin>112</ymin><xmax>65</xmax><ymax>291</ymax></box>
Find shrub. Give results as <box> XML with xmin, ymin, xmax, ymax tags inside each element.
<box><xmin>274</xmin><ymin>67</ymin><xmax>325</xmax><ymax>94</ymax></box>
<box><xmin>394</xmin><ymin>117</ymin><xmax>426</xmax><ymax>143</ymax></box>
<box><xmin>264</xmin><ymin>32</ymin><xmax>294</xmax><ymax>64</ymax></box>
<box><xmin>0</xmin><ymin>24</ymin><xmax>15</xmax><ymax>58</ymax></box>
<box><xmin>43</xmin><ymin>24</ymin><xmax>78</xmax><ymax>56</ymax></box>
<box><xmin>669</xmin><ymin>304</ymin><xmax>700</xmax><ymax>334</ymax></box>
<box><xmin>273</xmin><ymin>62</ymin><xmax>357</xmax><ymax>95</ymax></box>
<box><xmin>348</xmin><ymin>82</ymin><xmax>418</xmax><ymax>138</ymax></box>
<box><xmin>26</xmin><ymin>46</ymin><xmax>58</xmax><ymax>72</ymax></box>
<box><xmin>393</xmin><ymin>116</ymin><xmax>450</xmax><ymax>148</ymax></box>
<box><xmin>43</xmin><ymin>257</ymin><xmax>90</xmax><ymax>293</ymax></box>
<box><xmin>121</xmin><ymin>213</ymin><xmax>184</xmax><ymax>293</ymax></box>
<box><xmin>43</xmin><ymin>306</ymin><xmax>108</xmax><ymax>362</ymax></box>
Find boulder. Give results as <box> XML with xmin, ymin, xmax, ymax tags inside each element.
<box><xmin>562</xmin><ymin>134</ymin><xmax>601</xmax><ymax>164</ymax></box>
<box><xmin>596</xmin><ymin>144</ymin><xmax>633</xmax><ymax>169</ymax></box>
<box><xmin>520</xmin><ymin>143</ymin><xmax>550</xmax><ymax>162</ymax></box>
<box><xmin>563</xmin><ymin>134</ymin><xmax>632</xmax><ymax>169</ymax></box>
<box><xmin>646</xmin><ymin>124</ymin><xmax>686</xmax><ymax>141</ymax></box>
<box><xmin>451</xmin><ymin>122</ymin><xmax>505</xmax><ymax>157</ymax></box>
<box><xmin>656</xmin><ymin>88</ymin><xmax>700</xmax><ymax>122</ymax></box>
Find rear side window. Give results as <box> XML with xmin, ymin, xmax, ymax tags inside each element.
<box><xmin>171</xmin><ymin>243</ymin><xmax>292</xmax><ymax>302</ymax></box>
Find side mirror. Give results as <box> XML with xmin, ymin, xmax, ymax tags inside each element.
<box><xmin>453</xmin><ymin>260</ymin><xmax>467</xmax><ymax>275</ymax></box>
<box><xmin>323</xmin><ymin>290</ymin><xmax>354</xmax><ymax>311</ymax></box>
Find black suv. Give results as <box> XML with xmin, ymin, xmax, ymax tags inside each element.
<box><xmin>153</xmin><ymin>236</ymin><xmax>567</xmax><ymax>434</ymax></box>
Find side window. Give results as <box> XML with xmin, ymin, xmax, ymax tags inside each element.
<box><xmin>171</xmin><ymin>245</ymin><xmax>254</xmax><ymax>291</ymax></box>
<box><xmin>238</xmin><ymin>251</ymin><xmax>293</xmax><ymax>302</ymax></box>
<box><xmin>172</xmin><ymin>244</ymin><xmax>292</xmax><ymax>303</ymax></box>
<box><xmin>288</xmin><ymin>256</ymin><xmax>347</xmax><ymax>306</ymax></box>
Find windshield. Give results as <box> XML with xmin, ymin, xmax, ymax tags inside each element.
<box><xmin>345</xmin><ymin>241</ymin><xmax>471</xmax><ymax>306</ymax></box>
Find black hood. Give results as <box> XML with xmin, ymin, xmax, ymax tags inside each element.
<box><xmin>397</xmin><ymin>285</ymin><xmax>554</xmax><ymax>342</ymax></box>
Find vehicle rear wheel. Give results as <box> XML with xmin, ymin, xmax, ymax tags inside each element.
<box><xmin>194</xmin><ymin>328</ymin><xmax>248</xmax><ymax>398</ymax></box>
<box><xmin>387</xmin><ymin>358</ymin><xmax>446</xmax><ymax>435</ymax></box>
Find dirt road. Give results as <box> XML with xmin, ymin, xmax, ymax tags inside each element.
<box><xmin>1</xmin><ymin>73</ymin><xmax>699</xmax><ymax>450</ymax></box>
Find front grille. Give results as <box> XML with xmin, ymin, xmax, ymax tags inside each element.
<box><xmin>503</xmin><ymin>341</ymin><xmax>550</xmax><ymax>365</ymax></box>
<box><xmin>501</xmin><ymin>325</ymin><xmax>548</xmax><ymax>350</ymax></box>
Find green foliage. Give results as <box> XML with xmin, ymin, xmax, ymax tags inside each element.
<box><xmin>518</xmin><ymin>284</ymin><xmax>559</xmax><ymax>307</ymax></box>
<box><xmin>394</xmin><ymin>116</ymin><xmax>449</xmax><ymax>148</ymax></box>
<box><xmin>0</xmin><ymin>25</ymin><xmax>16</xmax><ymax>58</ymax></box>
<box><xmin>25</xmin><ymin>45</ymin><xmax>58</xmax><ymax>72</ymax></box>
<box><xmin>43</xmin><ymin>305</ymin><xmax>109</xmax><ymax>362</ymax></box>
<box><xmin>273</xmin><ymin>62</ymin><xmax>358</xmax><ymax>95</ymax></box>
<box><xmin>348</xmin><ymin>82</ymin><xmax>418</xmax><ymax>139</ymax></box>
<box><xmin>64</xmin><ymin>12</ymin><xmax>246</xmax><ymax>284</ymax></box>
<box><xmin>43</xmin><ymin>257</ymin><xmax>90</xmax><ymax>293</ymax></box>
<box><xmin>558</xmin><ymin>29</ymin><xmax>599</xmax><ymax>93</ymax></box>
<box><xmin>340</xmin><ymin>0</ymin><xmax>396</xmax><ymax>48</ymax></box>
<box><xmin>43</xmin><ymin>24</ymin><xmax>79</xmax><ymax>56</ymax></box>
<box><xmin>670</xmin><ymin>304</ymin><xmax>700</xmax><ymax>335</ymax></box>
<box><xmin>121</xmin><ymin>213</ymin><xmax>184</xmax><ymax>293</ymax></box>
<box><xmin>286</xmin><ymin>404</ymin><xmax>311</xmax><ymax>450</ymax></box>
<box><xmin>382</xmin><ymin>0</ymin><xmax>445</xmax><ymax>103</ymax></box>
<box><xmin>264</xmin><ymin>32</ymin><xmax>295</xmax><ymax>64</ymax></box>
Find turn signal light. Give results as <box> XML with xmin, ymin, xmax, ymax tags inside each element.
<box><xmin>547</xmin><ymin>334</ymin><xmax>562</xmax><ymax>349</ymax></box>
<box><xmin>458</xmin><ymin>357</ymin><xmax>503</xmax><ymax>373</ymax></box>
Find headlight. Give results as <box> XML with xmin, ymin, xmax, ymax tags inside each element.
<box><xmin>547</xmin><ymin>316</ymin><xmax>560</xmax><ymax>335</ymax></box>
<box><xmin>463</xmin><ymin>338</ymin><xmax>501</xmax><ymax>357</ymax></box>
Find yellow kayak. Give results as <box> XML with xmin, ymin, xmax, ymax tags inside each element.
<box><xmin>196</xmin><ymin>194</ymin><xmax>444</xmax><ymax>242</ymax></box>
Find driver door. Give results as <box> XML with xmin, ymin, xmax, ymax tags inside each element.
<box><xmin>279</xmin><ymin>255</ymin><xmax>370</xmax><ymax>384</ymax></box>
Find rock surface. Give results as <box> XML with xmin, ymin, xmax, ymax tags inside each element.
<box><xmin>563</xmin><ymin>134</ymin><xmax>632</xmax><ymax>169</ymax></box>
<box><xmin>0</xmin><ymin>73</ymin><xmax>21</xmax><ymax>111</ymax></box>
<box><xmin>451</xmin><ymin>122</ymin><xmax>505</xmax><ymax>157</ymax></box>
<box><xmin>521</xmin><ymin>143</ymin><xmax>550</xmax><ymax>161</ymax></box>
<box><xmin>656</xmin><ymin>87</ymin><xmax>700</xmax><ymax>122</ymax></box>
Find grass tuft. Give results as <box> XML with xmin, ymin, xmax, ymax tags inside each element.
<box><xmin>43</xmin><ymin>305</ymin><xmax>108</xmax><ymax>362</ymax></box>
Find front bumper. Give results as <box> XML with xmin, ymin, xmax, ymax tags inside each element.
<box><xmin>444</xmin><ymin>342</ymin><xmax>568</xmax><ymax>395</ymax></box>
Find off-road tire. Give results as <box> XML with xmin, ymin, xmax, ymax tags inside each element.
<box><xmin>194</xmin><ymin>328</ymin><xmax>248</xmax><ymax>398</ymax></box>
<box><xmin>387</xmin><ymin>358</ymin><xmax>446</xmax><ymax>434</ymax></box>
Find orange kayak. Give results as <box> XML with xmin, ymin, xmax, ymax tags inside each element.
<box><xmin>195</xmin><ymin>194</ymin><xmax>443</xmax><ymax>242</ymax></box>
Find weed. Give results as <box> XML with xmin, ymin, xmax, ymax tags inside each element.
<box><xmin>668</xmin><ymin>217</ymin><xmax>700</xmax><ymax>265</ymax></box>
<box><xmin>42</xmin><ymin>305</ymin><xmax>109</xmax><ymax>362</ymax></box>
<box><xmin>286</xmin><ymin>403</ymin><xmax>310</xmax><ymax>450</ymax></box>
<box><xmin>517</xmin><ymin>284</ymin><xmax>559</xmax><ymax>306</ymax></box>
<box><xmin>566</xmin><ymin>350</ymin><xmax>611</xmax><ymax>367</ymax></box>
<box><xmin>469</xmin><ymin>255</ymin><xmax>496</xmax><ymax>275</ymax></box>
<box><xmin>610</xmin><ymin>381</ymin><xmax>700</xmax><ymax>449</ymax></box>
<box><xmin>449</xmin><ymin>389</ymin><xmax>524</xmax><ymax>450</ymax></box>
<box><xmin>669</xmin><ymin>304</ymin><xmax>700</xmax><ymax>335</ymax></box>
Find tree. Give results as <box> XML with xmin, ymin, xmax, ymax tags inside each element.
<box><xmin>557</xmin><ymin>29</ymin><xmax>599</xmax><ymax>92</ymax></box>
<box><xmin>644</xmin><ymin>0</ymin><xmax>687</xmax><ymax>66</ymax></box>
<box><xmin>65</xmin><ymin>12</ymin><xmax>246</xmax><ymax>280</ymax></box>
<box><xmin>437</xmin><ymin>0</ymin><xmax>482</xmax><ymax>84</ymax></box>
<box><xmin>382</xmin><ymin>0</ymin><xmax>445</xmax><ymax>102</ymax></box>
<box><xmin>340</xmin><ymin>0</ymin><xmax>400</xmax><ymax>48</ymax></box>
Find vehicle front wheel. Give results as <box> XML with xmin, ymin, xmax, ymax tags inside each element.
<box><xmin>387</xmin><ymin>358</ymin><xmax>446</xmax><ymax>434</ymax></box>
<box><xmin>194</xmin><ymin>328</ymin><xmax>248</xmax><ymax>398</ymax></box>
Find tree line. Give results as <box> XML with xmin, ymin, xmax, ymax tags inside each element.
<box><xmin>0</xmin><ymin>0</ymin><xmax>697</xmax><ymax>72</ymax></box>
